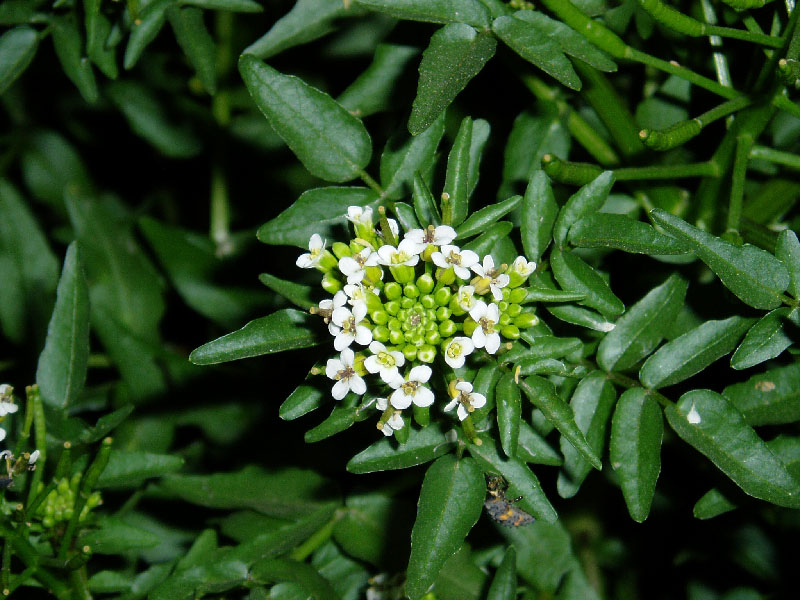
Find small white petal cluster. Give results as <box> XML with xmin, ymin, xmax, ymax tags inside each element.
<box><xmin>296</xmin><ymin>233</ymin><xmax>326</xmax><ymax>269</ymax></box>
<box><xmin>472</xmin><ymin>255</ymin><xmax>510</xmax><ymax>301</ymax></box>
<box><xmin>431</xmin><ymin>245</ymin><xmax>479</xmax><ymax>280</ymax></box>
<box><xmin>469</xmin><ymin>301</ymin><xmax>501</xmax><ymax>354</ymax></box>
<box><xmin>329</xmin><ymin>302</ymin><xmax>372</xmax><ymax>351</ymax></box>
<box><xmin>444</xmin><ymin>336</ymin><xmax>474</xmax><ymax>368</ymax></box>
<box><xmin>375</xmin><ymin>397</ymin><xmax>404</xmax><ymax>436</ymax></box>
<box><xmin>339</xmin><ymin>248</ymin><xmax>380</xmax><ymax>284</ymax></box>
<box><xmin>404</xmin><ymin>225</ymin><xmax>457</xmax><ymax>253</ymax></box>
<box><xmin>389</xmin><ymin>366</ymin><xmax>434</xmax><ymax>410</ymax></box>
<box><xmin>376</xmin><ymin>239</ymin><xmax>420</xmax><ymax>267</ymax></box>
<box><xmin>444</xmin><ymin>381</ymin><xmax>487</xmax><ymax>421</ymax></box>
<box><xmin>326</xmin><ymin>348</ymin><xmax>366</xmax><ymax>400</ymax></box>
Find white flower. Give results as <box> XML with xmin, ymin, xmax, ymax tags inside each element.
<box><xmin>431</xmin><ymin>245</ymin><xmax>479</xmax><ymax>280</ymax></box>
<box><xmin>343</xmin><ymin>283</ymin><xmax>378</xmax><ymax>307</ymax></box>
<box><xmin>444</xmin><ymin>336</ymin><xmax>475</xmax><ymax>368</ymax></box>
<box><xmin>444</xmin><ymin>381</ymin><xmax>487</xmax><ymax>421</ymax></box>
<box><xmin>404</xmin><ymin>225</ymin><xmax>457</xmax><ymax>253</ymax></box>
<box><xmin>364</xmin><ymin>341</ymin><xmax>406</xmax><ymax>384</ymax></box>
<box><xmin>469</xmin><ymin>301</ymin><xmax>501</xmax><ymax>354</ymax></box>
<box><xmin>338</xmin><ymin>248</ymin><xmax>380</xmax><ymax>284</ymax></box>
<box><xmin>471</xmin><ymin>255</ymin><xmax>510</xmax><ymax>301</ymax></box>
<box><xmin>0</xmin><ymin>384</ymin><xmax>12</xmax><ymax>398</ymax></box>
<box><xmin>296</xmin><ymin>233</ymin><xmax>326</xmax><ymax>269</ymax></box>
<box><xmin>511</xmin><ymin>255</ymin><xmax>536</xmax><ymax>278</ymax></box>
<box><xmin>0</xmin><ymin>401</ymin><xmax>18</xmax><ymax>417</ymax></box>
<box><xmin>330</xmin><ymin>301</ymin><xmax>372</xmax><ymax>350</ymax></box>
<box><xmin>347</xmin><ymin>205</ymin><xmax>374</xmax><ymax>228</ymax></box>
<box><xmin>376</xmin><ymin>239</ymin><xmax>420</xmax><ymax>267</ymax></box>
<box><xmin>28</xmin><ymin>450</ymin><xmax>40</xmax><ymax>466</ymax></box>
<box><xmin>0</xmin><ymin>428</ymin><xmax>5</xmax><ymax>442</ymax></box>
<box><xmin>456</xmin><ymin>285</ymin><xmax>477</xmax><ymax>311</ymax></box>
<box><xmin>325</xmin><ymin>348</ymin><xmax>367</xmax><ymax>400</ymax></box>
<box><xmin>389</xmin><ymin>366</ymin><xmax>434</xmax><ymax>409</ymax></box>
<box><xmin>375</xmin><ymin>397</ymin><xmax>404</xmax><ymax>436</ymax></box>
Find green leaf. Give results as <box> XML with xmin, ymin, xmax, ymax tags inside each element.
<box><xmin>730</xmin><ymin>308</ymin><xmax>798</xmax><ymax>370</ymax></box>
<box><xmin>546</xmin><ymin>304</ymin><xmax>615</xmax><ymax>332</ymax></box>
<box><xmin>346</xmin><ymin>422</ymin><xmax>455</xmax><ymax>473</ymax></box>
<box><xmin>442</xmin><ymin>116</ymin><xmax>475</xmax><ymax>226</ymax></box>
<box><xmin>19</xmin><ymin>130</ymin><xmax>91</xmax><ymax>209</ymax></box>
<box><xmin>519</xmin><ymin>376</ymin><xmax>602</xmax><ymax>470</ymax></box>
<box><xmin>36</xmin><ymin>243</ymin><xmax>89</xmax><ymax>409</ymax></box>
<box><xmin>180</xmin><ymin>0</ymin><xmax>263</xmax><ymax>11</ymax></box>
<box><xmin>597</xmin><ymin>273</ymin><xmax>688</xmax><ymax>372</ymax></box>
<box><xmin>487</xmin><ymin>545</ymin><xmax>517</xmax><ymax>600</ymax></box>
<box><xmin>557</xmin><ymin>373</ymin><xmax>616</xmax><ymax>498</ymax></box>
<box><xmin>85</xmin><ymin>0</ymin><xmax>118</xmax><ymax>79</ymax></box>
<box><xmin>651</xmin><ymin>208</ymin><xmax>790</xmax><ymax>310</ymax></box>
<box><xmin>168</xmin><ymin>6</ymin><xmax>217</xmax><ymax>94</ymax></box>
<box><xmin>244</xmin><ymin>0</ymin><xmax>359</xmax><ymax>59</ymax></box>
<box><xmin>462</xmin><ymin>222</ymin><xmax>514</xmax><ymax>257</ymax></box>
<box><xmin>457</xmin><ymin>195</ymin><xmax>522</xmax><ymax>240</ymax></box>
<box><xmin>432</xmin><ymin>545</ymin><xmax>487</xmax><ymax>600</ymax></box>
<box><xmin>251</xmin><ymin>559</ymin><xmax>339</xmax><ymax>600</ymax></box>
<box><xmin>393</xmin><ymin>202</ymin><xmax>421</xmax><ymax>231</ymax></box>
<box><xmin>124</xmin><ymin>0</ymin><xmax>173</xmax><ymax>70</ymax></box>
<box><xmin>339</xmin><ymin>44</ymin><xmax>420</xmax><ymax>118</ymax></box>
<box><xmin>509</xmin><ymin>335</ymin><xmax>582</xmax><ymax>363</ymax></box>
<box><xmin>552</xmin><ymin>171</ymin><xmax>615</xmax><ymax>248</ymax></box>
<box><xmin>500</xmin><ymin>112</ymin><xmax>570</xmax><ymax>195</ymax></box>
<box><xmin>776</xmin><ymin>229</ymin><xmax>800</xmax><ymax>299</ymax></box>
<box><xmin>189</xmin><ymin>309</ymin><xmax>322</xmax><ymax>365</ymax></box>
<box><xmin>355</xmin><ymin>0</ymin><xmax>491</xmax><ymax>28</ymax></box>
<box><xmin>468</xmin><ymin>434</ymin><xmax>558</xmax><ymax>522</ymax></box>
<box><xmin>520</xmin><ymin>171</ymin><xmax>558</xmax><ymax>262</ymax></box>
<box><xmin>160</xmin><ymin>466</ymin><xmax>336</xmax><ymax>518</ymax></box>
<box><xmin>639</xmin><ymin>316</ymin><xmax>755</xmax><ymax>389</ymax></box>
<box><xmin>693</xmin><ymin>488</ymin><xmax>737</xmax><ymax>520</ymax></box>
<box><xmin>380</xmin><ymin>115</ymin><xmax>445</xmax><ymax>200</ymax></box>
<box><xmin>239</xmin><ymin>55</ymin><xmax>372</xmax><ymax>182</ymax></box>
<box><xmin>467</xmin><ymin>361</ymin><xmax>503</xmax><ymax>423</ymax></box>
<box><xmin>0</xmin><ymin>26</ymin><xmax>38</xmax><ymax>94</ymax></box>
<box><xmin>405</xmin><ymin>455</ymin><xmax>486</xmax><ymax>599</ymax></box>
<box><xmin>568</xmin><ymin>213</ymin><xmax>689</xmax><ymax>255</ymax></box>
<box><xmin>609</xmin><ymin>388</ymin><xmax>663</xmax><ymax>522</ymax></box>
<box><xmin>413</xmin><ymin>173</ymin><xmax>442</xmax><ymax>227</ymax></box>
<box><xmin>280</xmin><ymin>380</ymin><xmax>326</xmax><ymax>421</ymax></box>
<box><xmin>522</xmin><ymin>287</ymin><xmax>585</xmax><ymax>303</ymax></box>
<box><xmin>465</xmin><ymin>119</ymin><xmax>490</xmax><ymax>198</ymax></box>
<box><xmin>496</xmin><ymin>373</ymin><xmax>521</xmax><ymax>457</ymax></box>
<box><xmin>51</xmin><ymin>14</ymin><xmax>98</xmax><ymax>103</ymax></box>
<box><xmin>722</xmin><ymin>363</ymin><xmax>800</xmax><ymax>426</ymax></box>
<box><xmin>258</xmin><ymin>187</ymin><xmax>378</xmax><ymax>248</ymax></box>
<box><xmin>106</xmin><ymin>81</ymin><xmax>202</xmax><ymax>158</ymax></box>
<box><xmin>78</xmin><ymin>516</ymin><xmax>162</xmax><ymax>554</ymax></box>
<box><xmin>500</xmin><ymin>521</ymin><xmax>572</xmax><ymax>592</ymax></box>
<box><xmin>517</xmin><ymin>421</ymin><xmax>563</xmax><ymax>466</ymax></box>
<box><xmin>304</xmin><ymin>406</ymin><xmax>358</xmax><ymax>443</ymax></box>
<box><xmin>259</xmin><ymin>273</ymin><xmax>315</xmax><ymax>310</ymax></box>
<box><xmin>665</xmin><ymin>389</ymin><xmax>800</xmax><ymax>508</ymax></box>
<box><xmin>408</xmin><ymin>25</ymin><xmax>496</xmax><ymax>136</ymax></box>
<box><xmin>97</xmin><ymin>450</ymin><xmax>185</xmax><ymax>488</ymax></box>
<box><xmin>550</xmin><ymin>248</ymin><xmax>625</xmax><ymax>318</ymax></box>
<box><xmin>768</xmin><ymin>435</ymin><xmax>800</xmax><ymax>480</ymax></box>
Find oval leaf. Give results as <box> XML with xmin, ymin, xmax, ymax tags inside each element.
<box><xmin>380</xmin><ymin>115</ymin><xmax>445</xmax><ymax>200</ymax></box>
<box><xmin>0</xmin><ymin>26</ymin><xmax>39</xmax><ymax>95</ymax></box>
<box><xmin>496</xmin><ymin>373</ymin><xmax>521</xmax><ymax>458</ymax></box>
<box><xmin>550</xmin><ymin>248</ymin><xmax>625</xmax><ymax>318</ymax></box>
<box><xmin>520</xmin><ymin>171</ymin><xmax>558</xmax><ymax>262</ymax></box>
<box><xmin>239</xmin><ymin>55</ymin><xmax>372</xmax><ymax>182</ymax></box>
<box><xmin>487</xmin><ymin>545</ymin><xmax>517</xmax><ymax>600</ymax></box>
<box><xmin>568</xmin><ymin>213</ymin><xmax>689</xmax><ymax>255</ymax></box>
<box><xmin>355</xmin><ymin>0</ymin><xmax>491</xmax><ymax>28</ymax></box>
<box><xmin>552</xmin><ymin>171</ymin><xmax>615</xmax><ymax>247</ymax></box>
<box><xmin>730</xmin><ymin>308</ymin><xmax>798</xmax><ymax>370</ymax></box>
<box><xmin>722</xmin><ymin>363</ymin><xmax>800</xmax><ymax>426</ymax></box>
<box><xmin>346</xmin><ymin>422</ymin><xmax>455</xmax><ymax>473</ymax></box>
<box><xmin>97</xmin><ymin>450</ymin><xmax>184</xmax><ymax>488</ymax></box>
<box><xmin>457</xmin><ymin>195</ymin><xmax>522</xmax><ymax>239</ymax></box>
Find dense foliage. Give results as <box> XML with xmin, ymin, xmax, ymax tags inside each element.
<box><xmin>1</xmin><ymin>0</ymin><xmax>800</xmax><ymax>599</ymax></box>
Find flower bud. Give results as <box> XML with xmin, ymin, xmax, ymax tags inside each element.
<box><xmin>507</xmin><ymin>303</ymin><xmax>522</xmax><ymax>317</ymax></box>
<box><xmin>514</xmin><ymin>312</ymin><xmax>539</xmax><ymax>328</ymax></box>
<box><xmin>318</xmin><ymin>250</ymin><xmax>339</xmax><ymax>272</ymax></box>
<box><xmin>448</xmin><ymin>297</ymin><xmax>466</xmax><ymax>316</ymax></box>
<box><xmin>353</xmin><ymin>353</ymin><xmax>368</xmax><ymax>376</ymax></box>
<box><xmin>390</xmin><ymin>265</ymin><xmax>415</xmax><ymax>284</ymax></box>
<box><xmin>403</xmin><ymin>283</ymin><xmax>420</xmax><ymax>299</ymax></box>
<box><xmin>417</xmin><ymin>273</ymin><xmax>435</xmax><ymax>295</ymax></box>
<box><xmin>436</xmin><ymin>267</ymin><xmax>456</xmax><ymax>286</ymax></box>
<box><xmin>420</xmin><ymin>294</ymin><xmax>436</xmax><ymax>309</ymax></box>
<box><xmin>321</xmin><ymin>272</ymin><xmax>343</xmax><ymax>294</ymax></box>
<box><xmin>402</xmin><ymin>345</ymin><xmax>418</xmax><ymax>361</ymax></box>
<box><xmin>425</xmin><ymin>330</ymin><xmax>441</xmax><ymax>346</ymax></box>
<box><xmin>439</xmin><ymin>319</ymin><xmax>457</xmax><ymax>337</ymax></box>
<box><xmin>371</xmin><ymin>310</ymin><xmax>389</xmax><ymax>325</ymax></box>
<box><xmin>509</xmin><ymin>288</ymin><xmax>528</xmax><ymax>304</ymax></box>
<box><xmin>501</xmin><ymin>324</ymin><xmax>520</xmax><ymax>340</ymax></box>
<box><xmin>384</xmin><ymin>282</ymin><xmax>402</xmax><ymax>300</ymax></box>
<box><xmin>472</xmin><ymin>276</ymin><xmax>491</xmax><ymax>295</ymax></box>
<box><xmin>417</xmin><ymin>344</ymin><xmax>436</xmax><ymax>363</ymax></box>
<box><xmin>385</xmin><ymin>300</ymin><xmax>401</xmax><ymax>316</ymax></box>
<box><xmin>498</xmin><ymin>301</ymin><xmax>509</xmax><ymax>312</ymax></box>
<box><xmin>400</xmin><ymin>297</ymin><xmax>415</xmax><ymax>309</ymax></box>
<box><xmin>364</xmin><ymin>266</ymin><xmax>383</xmax><ymax>287</ymax></box>
<box><xmin>373</xmin><ymin>325</ymin><xmax>390</xmax><ymax>343</ymax></box>
<box><xmin>421</xmin><ymin>245</ymin><xmax>436</xmax><ymax>262</ymax></box>
<box><xmin>463</xmin><ymin>319</ymin><xmax>477</xmax><ymax>336</ymax></box>
<box><xmin>425</xmin><ymin>309</ymin><xmax>437</xmax><ymax>323</ymax></box>
<box><xmin>389</xmin><ymin>329</ymin><xmax>405</xmax><ymax>345</ymax></box>
<box><xmin>498</xmin><ymin>313</ymin><xmax>511</xmax><ymax>326</ymax></box>
<box><xmin>434</xmin><ymin>287</ymin><xmax>451</xmax><ymax>306</ymax></box>
<box><xmin>413</xmin><ymin>405</ymin><xmax>431</xmax><ymax>427</ymax></box>
<box><xmin>405</xmin><ymin>330</ymin><xmax>424</xmax><ymax>346</ymax></box>
<box><xmin>332</xmin><ymin>242</ymin><xmax>352</xmax><ymax>259</ymax></box>
<box><xmin>436</xmin><ymin>306</ymin><xmax>451</xmax><ymax>321</ymax></box>
<box><xmin>388</xmin><ymin>317</ymin><xmax>402</xmax><ymax>332</ymax></box>
<box><xmin>502</xmin><ymin>287</ymin><xmax>511</xmax><ymax>301</ymax></box>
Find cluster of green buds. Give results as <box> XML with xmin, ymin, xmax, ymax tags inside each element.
<box><xmin>297</xmin><ymin>205</ymin><xmax>538</xmax><ymax>439</ymax></box>
<box><xmin>32</xmin><ymin>474</ymin><xmax>101</xmax><ymax>529</ymax></box>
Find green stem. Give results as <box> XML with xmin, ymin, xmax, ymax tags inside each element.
<box><xmin>624</xmin><ymin>48</ymin><xmax>739</xmax><ymax>99</ymax></box>
<box><xmin>360</xmin><ymin>169</ymin><xmax>385</xmax><ymax>197</ymax></box>
<box><xmin>210</xmin><ymin>164</ymin><xmax>231</xmax><ymax>256</ymax></box>
<box><xmin>700</xmin><ymin>0</ymin><xmax>732</xmax><ymax>88</ymax></box>
<box><xmin>542</xmin><ymin>154</ymin><xmax>719</xmax><ymax>185</ymax></box>
<box><xmin>727</xmin><ymin>134</ymin><xmax>753</xmax><ymax>233</ymax></box>
<box><xmin>750</xmin><ymin>145</ymin><xmax>800</xmax><ymax>169</ymax></box>
<box><xmin>25</xmin><ymin>386</ymin><xmax>46</xmax><ymax>507</ymax></box>
<box><xmin>289</xmin><ymin>515</ymin><xmax>339</xmax><ymax>561</ymax></box>
<box><xmin>68</xmin><ymin>567</ymin><xmax>92</xmax><ymax>600</ymax></box>
<box><xmin>2</xmin><ymin>535</ymin><xmax>10</xmax><ymax>594</ymax></box>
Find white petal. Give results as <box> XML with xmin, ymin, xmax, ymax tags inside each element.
<box><xmin>486</xmin><ymin>303</ymin><xmax>500</xmax><ymax>322</ymax></box>
<box><xmin>326</xmin><ymin>359</ymin><xmax>343</xmax><ymax>378</ymax></box>
<box><xmin>490</xmin><ymin>285</ymin><xmax>503</xmax><ymax>301</ymax></box>
<box><xmin>296</xmin><ymin>253</ymin><xmax>314</xmax><ymax>268</ymax></box>
<box><xmin>387</xmin><ymin>373</ymin><xmax>405</xmax><ymax>389</ymax></box>
<box><xmin>369</xmin><ymin>341</ymin><xmax>386</xmax><ymax>354</ymax></box>
<box><xmin>390</xmin><ymin>389</ymin><xmax>412</xmax><ymax>410</ymax></box>
<box><xmin>390</xmin><ymin>351</ymin><xmax>406</xmax><ymax>367</ymax></box>
<box><xmin>434</xmin><ymin>226</ymin><xmax>456</xmax><ymax>244</ymax></box>
<box><xmin>444</xmin><ymin>353</ymin><xmax>465</xmax><ymax>369</ymax></box>
<box><xmin>380</xmin><ymin>424</ymin><xmax>393</xmax><ymax>436</ymax></box>
<box><xmin>460</xmin><ymin>249</ymin><xmax>479</xmax><ymax>267</ymax></box>
<box><xmin>404</xmin><ymin>254</ymin><xmax>419</xmax><ymax>267</ymax></box>
<box><xmin>431</xmin><ymin>252</ymin><xmax>448</xmax><ymax>269</ymax></box>
<box><xmin>496</xmin><ymin>274</ymin><xmax>510</xmax><ymax>287</ymax></box>
<box><xmin>388</xmin><ymin>219</ymin><xmax>399</xmax><ymax>237</ymax></box>
<box><xmin>458</xmin><ymin>336</ymin><xmax>475</xmax><ymax>354</ymax></box>
<box><xmin>469</xmin><ymin>301</ymin><xmax>487</xmax><ymax>322</ymax></box>
<box><xmin>1</xmin><ymin>402</ymin><xmax>18</xmax><ymax>414</ymax></box>
<box><xmin>472</xmin><ymin>327</ymin><xmax>486</xmax><ymax>349</ymax></box>
<box><xmin>398</xmin><ymin>238</ymin><xmax>420</xmax><ymax>256</ymax></box>
<box><xmin>409</xmin><ymin>365</ymin><xmax>432</xmax><ymax>383</ymax></box>
<box><xmin>456</xmin><ymin>405</ymin><xmax>469</xmax><ymax>421</ymax></box>
<box><xmin>377</xmin><ymin>246</ymin><xmax>396</xmax><ymax>265</ymax></box>
<box><xmin>413</xmin><ymin>387</ymin><xmax>434</xmax><ymax>407</ymax></box>
<box><xmin>455</xmin><ymin>381</ymin><xmax>473</xmax><ymax>393</ymax></box>
<box><xmin>319</xmin><ymin>299</ymin><xmax>333</xmax><ymax>310</ymax></box>
<box><xmin>332</xmin><ymin>380</ymin><xmax>349</xmax><ymax>400</ymax></box>
<box><xmin>309</xmin><ymin>234</ymin><xmax>324</xmax><ymax>251</ymax></box>
<box><xmin>354</xmin><ymin>325</ymin><xmax>373</xmax><ymax>346</ymax></box>
<box><xmin>471</xmin><ymin>393</ymin><xmax>487</xmax><ymax>409</ymax></box>
<box><xmin>444</xmin><ymin>399</ymin><xmax>458</xmax><ymax>412</ymax></box>
<box><xmin>350</xmin><ymin>376</ymin><xmax>367</xmax><ymax>396</ymax></box>
<box><xmin>364</xmin><ymin>252</ymin><xmax>380</xmax><ymax>267</ymax></box>
<box><xmin>338</xmin><ymin>256</ymin><xmax>360</xmax><ymax>276</ymax></box>
<box><xmin>483</xmin><ymin>255</ymin><xmax>495</xmax><ymax>271</ymax></box>
<box><xmin>387</xmin><ymin>413</ymin><xmax>404</xmax><ymax>430</ymax></box>
<box><xmin>364</xmin><ymin>355</ymin><xmax>380</xmax><ymax>374</ymax></box>
<box><xmin>485</xmin><ymin>333</ymin><xmax>501</xmax><ymax>354</ymax></box>
<box><xmin>346</xmin><ymin>270</ymin><xmax>365</xmax><ymax>285</ymax></box>
<box><xmin>328</xmin><ymin>322</ymin><xmax>340</xmax><ymax>336</ymax></box>
<box><xmin>0</xmin><ymin>428</ymin><xmax>5</xmax><ymax>441</ymax></box>
<box><xmin>405</xmin><ymin>229</ymin><xmax>425</xmax><ymax>244</ymax></box>
<box><xmin>454</xmin><ymin>265</ymin><xmax>471</xmax><ymax>280</ymax></box>
<box><xmin>340</xmin><ymin>348</ymin><xmax>355</xmax><ymax>366</ymax></box>
<box><xmin>376</xmin><ymin>397</ymin><xmax>388</xmax><ymax>411</ymax></box>
<box><xmin>333</xmin><ymin>291</ymin><xmax>348</xmax><ymax>307</ymax></box>
<box><xmin>352</xmin><ymin>302</ymin><xmax>367</xmax><ymax>321</ymax></box>
<box><xmin>379</xmin><ymin>367</ymin><xmax>399</xmax><ymax>384</ymax></box>
<box><xmin>334</xmin><ymin>332</ymin><xmax>353</xmax><ymax>351</ymax></box>
<box><xmin>331</xmin><ymin>307</ymin><xmax>351</xmax><ymax>327</ymax></box>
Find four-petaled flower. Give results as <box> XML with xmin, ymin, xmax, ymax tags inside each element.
<box><xmin>389</xmin><ymin>366</ymin><xmax>434</xmax><ymax>409</ymax></box>
<box><xmin>444</xmin><ymin>336</ymin><xmax>474</xmax><ymax>368</ymax></box>
<box><xmin>346</xmin><ymin>206</ymin><xmax>373</xmax><ymax>227</ymax></box>
<box><xmin>444</xmin><ymin>381</ymin><xmax>487</xmax><ymax>421</ymax></box>
<box><xmin>375</xmin><ymin>397</ymin><xmax>404</xmax><ymax>436</ymax></box>
<box><xmin>364</xmin><ymin>341</ymin><xmax>406</xmax><ymax>384</ymax></box>
<box><xmin>339</xmin><ymin>248</ymin><xmax>380</xmax><ymax>284</ymax></box>
<box><xmin>431</xmin><ymin>245</ymin><xmax>479</xmax><ymax>280</ymax></box>
<box><xmin>0</xmin><ymin>400</ymin><xmax>18</xmax><ymax>417</ymax></box>
<box><xmin>469</xmin><ymin>301</ymin><xmax>501</xmax><ymax>354</ymax></box>
<box><xmin>343</xmin><ymin>283</ymin><xmax>377</xmax><ymax>306</ymax></box>
<box><xmin>377</xmin><ymin>239</ymin><xmax>421</xmax><ymax>267</ymax></box>
<box><xmin>456</xmin><ymin>285</ymin><xmax>477</xmax><ymax>311</ymax></box>
<box><xmin>511</xmin><ymin>255</ymin><xmax>536</xmax><ymax>278</ymax></box>
<box><xmin>471</xmin><ymin>255</ymin><xmax>510</xmax><ymax>301</ymax></box>
<box><xmin>296</xmin><ymin>233</ymin><xmax>326</xmax><ymax>269</ymax></box>
<box><xmin>326</xmin><ymin>348</ymin><xmax>367</xmax><ymax>400</ymax></box>
<box><xmin>404</xmin><ymin>225</ymin><xmax>457</xmax><ymax>253</ymax></box>
<box><xmin>330</xmin><ymin>302</ymin><xmax>372</xmax><ymax>350</ymax></box>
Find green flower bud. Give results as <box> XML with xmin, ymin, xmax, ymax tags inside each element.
<box><xmin>389</xmin><ymin>329</ymin><xmax>405</xmax><ymax>345</ymax></box>
<box><xmin>501</xmin><ymin>324</ymin><xmax>520</xmax><ymax>340</ymax></box>
<box><xmin>390</xmin><ymin>265</ymin><xmax>415</xmax><ymax>284</ymax></box>
<box><xmin>43</xmin><ymin>517</ymin><xmax>55</xmax><ymax>528</ymax></box>
<box><xmin>403</xmin><ymin>283</ymin><xmax>420</xmax><ymax>299</ymax></box>
<box><xmin>425</xmin><ymin>330</ymin><xmax>441</xmax><ymax>345</ymax></box>
<box><xmin>384</xmin><ymin>300</ymin><xmax>400</xmax><ymax>316</ymax></box>
<box><xmin>402</xmin><ymin>345</ymin><xmax>418</xmax><ymax>361</ymax></box>
<box><xmin>405</xmin><ymin>330</ymin><xmax>424</xmax><ymax>346</ymax></box>
<box><xmin>413</xmin><ymin>405</ymin><xmax>431</xmax><ymax>427</ymax></box>
<box><xmin>58</xmin><ymin>478</ymin><xmax>70</xmax><ymax>494</ymax></box>
<box><xmin>421</xmin><ymin>245</ymin><xmax>436</xmax><ymax>262</ymax></box>
<box><xmin>321</xmin><ymin>272</ymin><xmax>343</xmax><ymax>294</ymax></box>
<box><xmin>384</xmin><ymin>281</ymin><xmax>403</xmax><ymax>300</ymax></box>
<box><xmin>401</xmin><ymin>297</ymin><xmax>415</xmax><ymax>309</ymax></box>
<box><xmin>394</xmin><ymin>418</ymin><xmax>410</xmax><ymax>444</ymax></box>
<box><xmin>509</xmin><ymin>288</ymin><xmax>528</xmax><ymax>304</ymax></box>
<box><xmin>436</xmin><ymin>306</ymin><xmax>451</xmax><ymax>321</ymax></box>
<box><xmin>498</xmin><ymin>313</ymin><xmax>511</xmax><ymax>326</ymax></box>
<box><xmin>502</xmin><ymin>287</ymin><xmax>511</xmax><ymax>301</ymax></box>
<box><xmin>449</xmin><ymin>297</ymin><xmax>466</xmax><ymax>316</ymax></box>
<box><xmin>332</xmin><ymin>242</ymin><xmax>352</xmax><ymax>259</ymax></box>
<box><xmin>364</xmin><ymin>290</ymin><xmax>382</xmax><ymax>312</ymax></box>
<box><xmin>425</xmin><ymin>309</ymin><xmax>437</xmax><ymax>322</ymax></box>
<box><xmin>417</xmin><ymin>273</ymin><xmax>435</xmax><ymax>295</ymax></box>
<box><xmin>507</xmin><ymin>303</ymin><xmax>522</xmax><ymax>317</ymax></box>
<box><xmin>507</xmin><ymin>272</ymin><xmax>528</xmax><ymax>288</ymax></box>
<box><xmin>354</xmin><ymin>353</ymin><xmax>368</xmax><ymax>376</ymax></box>
<box><xmin>318</xmin><ymin>250</ymin><xmax>339</xmax><ymax>272</ymax></box>
<box><xmin>434</xmin><ymin>287</ymin><xmax>452</xmax><ymax>306</ymax></box>
<box><xmin>373</xmin><ymin>325</ymin><xmax>390</xmax><ymax>343</ymax></box>
<box><xmin>364</xmin><ymin>266</ymin><xmax>383</xmax><ymax>287</ymax></box>
<box><xmin>412</xmin><ymin>303</ymin><xmax>425</xmax><ymax>314</ymax></box>
<box><xmin>439</xmin><ymin>319</ymin><xmax>457</xmax><ymax>337</ymax></box>
<box><xmin>371</xmin><ymin>310</ymin><xmax>389</xmax><ymax>325</ymax></box>
<box><xmin>463</xmin><ymin>319</ymin><xmax>477</xmax><ymax>336</ymax></box>
<box><xmin>350</xmin><ymin>240</ymin><xmax>365</xmax><ymax>254</ymax></box>
<box><xmin>436</xmin><ymin>267</ymin><xmax>456</xmax><ymax>286</ymax></box>
<box><xmin>498</xmin><ymin>300</ymin><xmax>509</xmax><ymax>312</ymax></box>
<box><xmin>417</xmin><ymin>344</ymin><xmax>436</xmax><ymax>363</ymax></box>
<box><xmin>421</xmin><ymin>294</ymin><xmax>436</xmax><ymax>309</ymax></box>
<box><xmin>388</xmin><ymin>317</ymin><xmax>402</xmax><ymax>332</ymax></box>
<box><xmin>514</xmin><ymin>312</ymin><xmax>539</xmax><ymax>328</ymax></box>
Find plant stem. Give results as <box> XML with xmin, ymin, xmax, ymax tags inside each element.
<box><xmin>288</xmin><ymin>515</ymin><xmax>339</xmax><ymax>561</ymax></box>
<box><xmin>750</xmin><ymin>145</ymin><xmax>800</xmax><ymax>169</ymax></box>
<box><xmin>360</xmin><ymin>169</ymin><xmax>385</xmax><ymax>197</ymax></box>
<box><xmin>542</xmin><ymin>154</ymin><xmax>719</xmax><ymax>185</ymax></box>
<box><xmin>25</xmin><ymin>386</ymin><xmax>46</xmax><ymax>507</ymax></box>
<box><xmin>727</xmin><ymin>134</ymin><xmax>753</xmax><ymax>233</ymax></box>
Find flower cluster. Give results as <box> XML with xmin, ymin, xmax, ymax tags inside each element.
<box><xmin>299</xmin><ymin>206</ymin><xmax>538</xmax><ymax>439</ymax></box>
<box><xmin>0</xmin><ymin>384</ymin><xmax>18</xmax><ymax>443</ymax></box>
